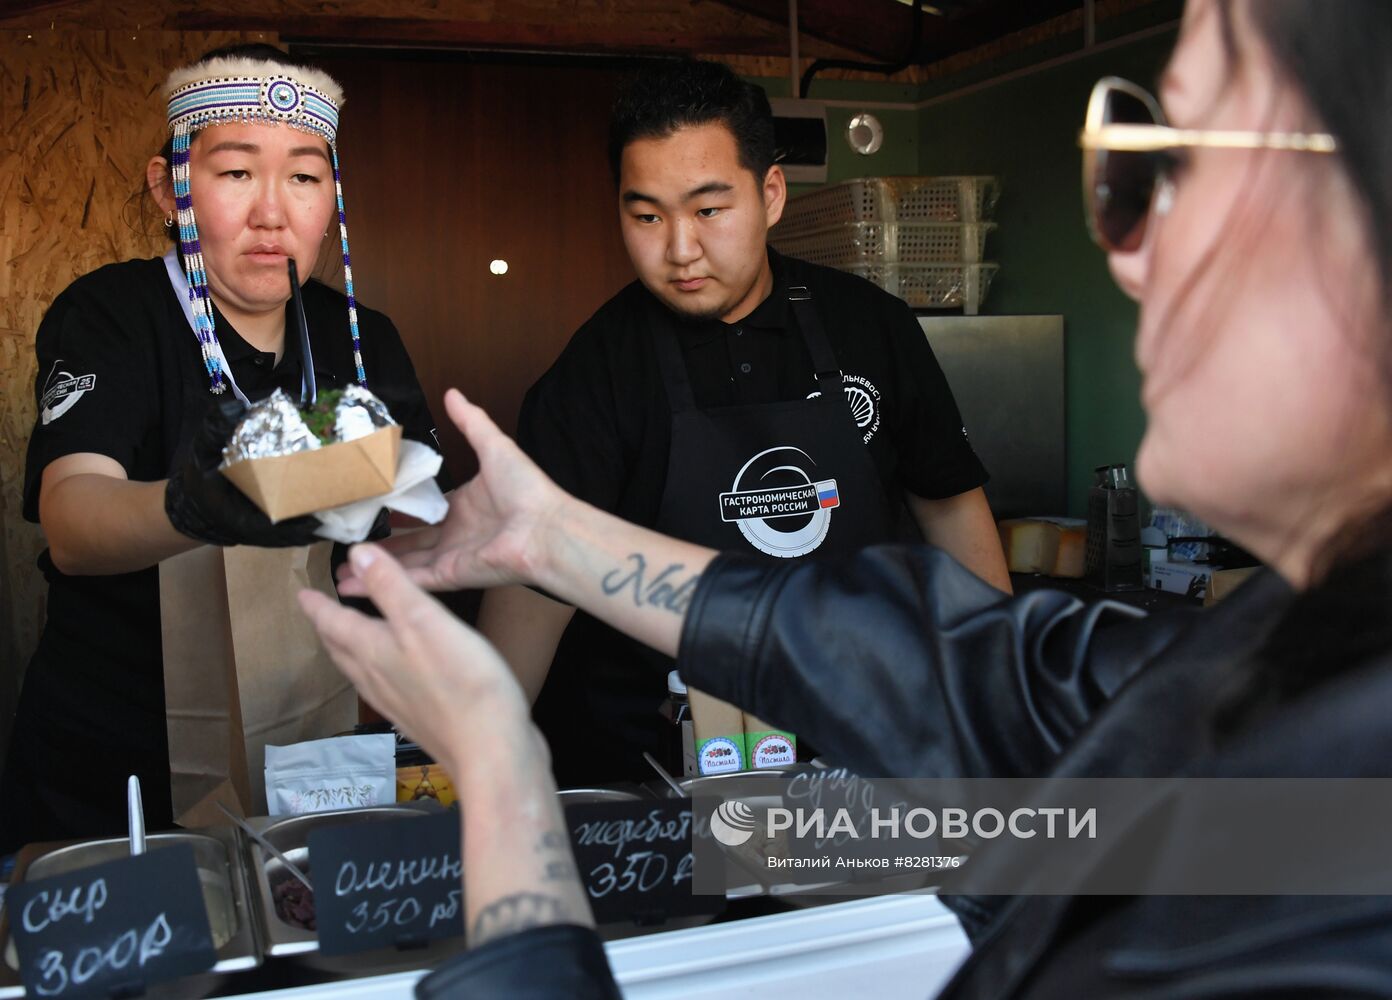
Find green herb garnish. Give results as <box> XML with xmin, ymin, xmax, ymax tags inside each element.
<box><xmin>301</xmin><ymin>388</ymin><xmax>345</xmax><ymax>444</ymax></box>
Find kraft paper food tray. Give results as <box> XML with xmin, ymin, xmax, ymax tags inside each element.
<box><xmin>221</xmin><ymin>424</ymin><xmax>401</xmax><ymax>522</ymax></box>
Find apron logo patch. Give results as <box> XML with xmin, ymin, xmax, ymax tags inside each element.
<box><xmin>719</xmin><ymin>479</ymin><xmax>840</xmax><ymax>520</ymax></box>
<box><xmin>806</xmin><ymin>373</ymin><xmax>882</xmax><ymax>444</ymax></box>
<box><xmin>40</xmin><ymin>362</ymin><xmax>97</xmax><ymax>425</ymax></box>
<box><xmin>718</xmin><ymin>446</ymin><xmax>839</xmax><ymax>558</ymax></box>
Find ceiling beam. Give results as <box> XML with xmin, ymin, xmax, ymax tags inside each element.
<box><xmin>709</xmin><ymin>0</ymin><xmax>922</xmax><ymax>63</ymax></box>
<box><xmin>910</xmin><ymin>0</ymin><xmax>1088</xmax><ymax>62</ymax></box>
<box><xmin>169</xmin><ymin>12</ymin><xmax>859</xmax><ymax>57</ymax></box>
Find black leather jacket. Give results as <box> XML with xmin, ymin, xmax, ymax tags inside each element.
<box><xmin>419</xmin><ymin>544</ymin><xmax>1392</xmax><ymax>998</ymax></box>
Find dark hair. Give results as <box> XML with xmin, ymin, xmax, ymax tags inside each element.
<box><xmin>607</xmin><ymin>59</ymin><xmax>776</xmax><ymax>185</ymax></box>
<box><xmin>1245</xmin><ymin>1</ymin><xmax>1392</xmax><ymax>297</ymax></box>
<box><xmin>143</xmin><ymin>43</ymin><xmax>314</xmax><ymax>245</ymax></box>
<box><xmin>1230</xmin><ymin>1</ymin><xmax>1392</xmax><ymax>571</ymax></box>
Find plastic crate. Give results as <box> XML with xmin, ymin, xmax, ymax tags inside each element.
<box><xmin>843</xmin><ymin>262</ymin><xmax>1000</xmax><ymax>314</ymax></box>
<box><xmin>771</xmin><ymin>221</ymin><xmax>995</xmax><ymax>267</ymax></box>
<box><xmin>776</xmin><ymin>176</ymin><xmax>1000</xmax><ymax>237</ymax></box>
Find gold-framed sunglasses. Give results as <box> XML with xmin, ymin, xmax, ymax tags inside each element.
<box><xmin>1078</xmin><ymin>76</ymin><xmax>1338</xmax><ymax>252</ymax></box>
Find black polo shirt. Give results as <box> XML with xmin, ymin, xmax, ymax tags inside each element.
<box><xmin>20</xmin><ymin>256</ymin><xmax>440</xmax><ymax>776</ymax></box>
<box><xmin>517</xmin><ymin>248</ymin><xmax>987</xmax><ymax>532</ymax></box>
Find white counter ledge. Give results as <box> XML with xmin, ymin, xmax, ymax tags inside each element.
<box><xmin>224</xmin><ymin>893</ymin><xmax>969</xmax><ymax>1000</ymax></box>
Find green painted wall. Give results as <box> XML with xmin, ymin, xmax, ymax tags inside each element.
<box><xmin>748</xmin><ymin>23</ymin><xmax>1180</xmax><ymax>515</ymax></box>
<box><xmin>914</xmin><ymin>31</ymin><xmax>1177</xmax><ymax>514</ymax></box>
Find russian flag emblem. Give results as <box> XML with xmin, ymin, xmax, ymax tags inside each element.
<box><xmin>815</xmin><ymin>479</ymin><xmax>840</xmax><ymax>510</ymax></box>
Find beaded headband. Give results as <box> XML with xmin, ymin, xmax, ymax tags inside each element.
<box><xmin>163</xmin><ymin>56</ymin><xmax>366</xmax><ymax>394</ymax></box>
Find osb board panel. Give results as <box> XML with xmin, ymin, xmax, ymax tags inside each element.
<box><xmin>0</xmin><ymin>29</ymin><xmax>273</xmax><ymax>710</ymax></box>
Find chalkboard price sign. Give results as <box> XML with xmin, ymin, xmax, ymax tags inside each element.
<box><xmin>308</xmin><ymin>810</ymin><xmax>465</xmax><ymax>956</ymax></box>
<box><xmin>565</xmin><ymin>798</ymin><xmax>723</xmax><ymax>927</ymax></box>
<box><xmin>6</xmin><ymin>844</ymin><xmax>217</xmax><ymax>999</ymax></box>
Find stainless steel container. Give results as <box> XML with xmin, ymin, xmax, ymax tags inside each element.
<box><xmin>675</xmin><ymin>768</ymin><xmax>790</xmax><ymax>803</ymax></box>
<box><xmin>654</xmin><ymin>771</ymin><xmax>793</xmax><ymax>902</ymax></box>
<box><xmin>0</xmin><ymin>828</ymin><xmax>261</xmax><ymax>999</ymax></box>
<box><xmin>556</xmin><ymin>788</ymin><xmax>644</xmax><ymax>806</ymax></box>
<box><xmin>243</xmin><ymin>804</ymin><xmax>467</xmax><ymax>974</ymax></box>
<box><xmin>663</xmin><ymin>769</ymin><xmax>893</xmax><ymax>902</ymax></box>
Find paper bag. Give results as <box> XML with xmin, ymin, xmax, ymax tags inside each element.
<box><xmin>743</xmin><ymin>714</ymin><xmax>796</xmax><ymax>770</ymax></box>
<box><xmin>688</xmin><ymin>687</ymin><xmax>746</xmax><ymax>775</ymax></box>
<box><xmin>161</xmin><ymin>542</ymin><xmax>357</xmax><ymax>822</ymax></box>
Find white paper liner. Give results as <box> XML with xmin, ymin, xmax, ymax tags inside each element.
<box><xmin>313</xmin><ymin>439</ymin><xmax>450</xmax><ymax>544</ymax></box>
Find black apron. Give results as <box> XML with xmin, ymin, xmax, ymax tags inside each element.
<box><xmin>537</xmin><ymin>287</ymin><xmax>897</xmax><ymax>786</ymax></box>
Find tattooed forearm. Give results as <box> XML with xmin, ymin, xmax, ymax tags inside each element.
<box><xmin>600</xmin><ymin>553</ymin><xmax>701</xmax><ymax>615</ymax></box>
<box><xmin>539</xmin><ymin>830</ymin><xmax>579</xmax><ymax>882</ymax></box>
<box><xmin>469</xmin><ymin>829</ymin><xmax>586</xmax><ymax>947</ymax></box>
<box><xmin>470</xmin><ymin>892</ymin><xmax>576</xmax><ymax>948</ymax></box>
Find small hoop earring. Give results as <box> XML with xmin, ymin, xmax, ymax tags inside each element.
<box><xmin>163</xmin><ymin>211</ymin><xmax>174</xmax><ymax>229</ymax></box>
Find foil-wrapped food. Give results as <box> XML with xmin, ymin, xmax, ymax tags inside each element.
<box><xmin>222</xmin><ymin>385</ymin><xmax>396</xmax><ymax>466</ymax></box>
<box><xmin>218</xmin><ymin>382</ymin><xmax>413</xmax><ymax>526</ymax></box>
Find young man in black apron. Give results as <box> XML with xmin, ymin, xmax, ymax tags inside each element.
<box><xmin>480</xmin><ymin>59</ymin><xmax>1010</xmax><ymax>787</ymax></box>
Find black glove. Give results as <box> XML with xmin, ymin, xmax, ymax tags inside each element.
<box><xmin>165</xmin><ymin>397</ymin><xmax>323</xmax><ymax>547</ymax></box>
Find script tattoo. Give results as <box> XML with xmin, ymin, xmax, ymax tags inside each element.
<box><xmin>539</xmin><ymin>829</ymin><xmax>579</xmax><ymax>883</ymax></box>
<box><xmin>600</xmin><ymin>553</ymin><xmax>700</xmax><ymax>615</ymax></box>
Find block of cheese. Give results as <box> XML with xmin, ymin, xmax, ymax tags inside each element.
<box><xmin>1202</xmin><ymin>566</ymin><xmax>1260</xmax><ymax>607</ymax></box>
<box><xmin>999</xmin><ymin>517</ymin><xmax>1088</xmax><ymax>578</ymax></box>
<box><xmin>1054</xmin><ymin>521</ymin><xmax>1087</xmax><ymax>578</ymax></box>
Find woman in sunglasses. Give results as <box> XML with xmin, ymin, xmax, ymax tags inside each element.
<box><xmin>304</xmin><ymin>0</ymin><xmax>1392</xmax><ymax>994</ymax></box>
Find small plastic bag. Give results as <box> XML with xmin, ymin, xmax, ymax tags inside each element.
<box><xmin>264</xmin><ymin>733</ymin><xmax>396</xmax><ymax>816</ymax></box>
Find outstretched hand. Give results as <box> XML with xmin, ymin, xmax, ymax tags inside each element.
<box><xmin>299</xmin><ymin>541</ymin><xmax>530</xmax><ymax>767</ymax></box>
<box><xmin>336</xmin><ymin>389</ymin><xmax>568</xmax><ymax>597</ymax></box>
<box><xmin>334</xmin><ymin>389</ymin><xmax>710</xmax><ymax>665</ymax></box>
<box><xmin>302</xmin><ymin>537</ymin><xmax>596</xmax><ymax>958</ymax></box>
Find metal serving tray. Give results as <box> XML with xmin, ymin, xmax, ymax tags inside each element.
<box><xmin>242</xmin><ymin>803</ymin><xmax>467</xmax><ymax>975</ymax></box>
<box><xmin>0</xmin><ymin>827</ymin><xmax>261</xmax><ymax>998</ymax></box>
<box><xmin>663</xmin><ymin>769</ymin><xmax>933</xmax><ymax>902</ymax></box>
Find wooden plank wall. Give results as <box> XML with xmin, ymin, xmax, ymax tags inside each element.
<box><xmin>0</xmin><ymin>28</ymin><xmax>272</xmax><ymax>766</ymax></box>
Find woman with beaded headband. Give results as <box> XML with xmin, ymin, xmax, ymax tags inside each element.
<box><xmin>0</xmin><ymin>44</ymin><xmax>441</xmax><ymax>852</ymax></box>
